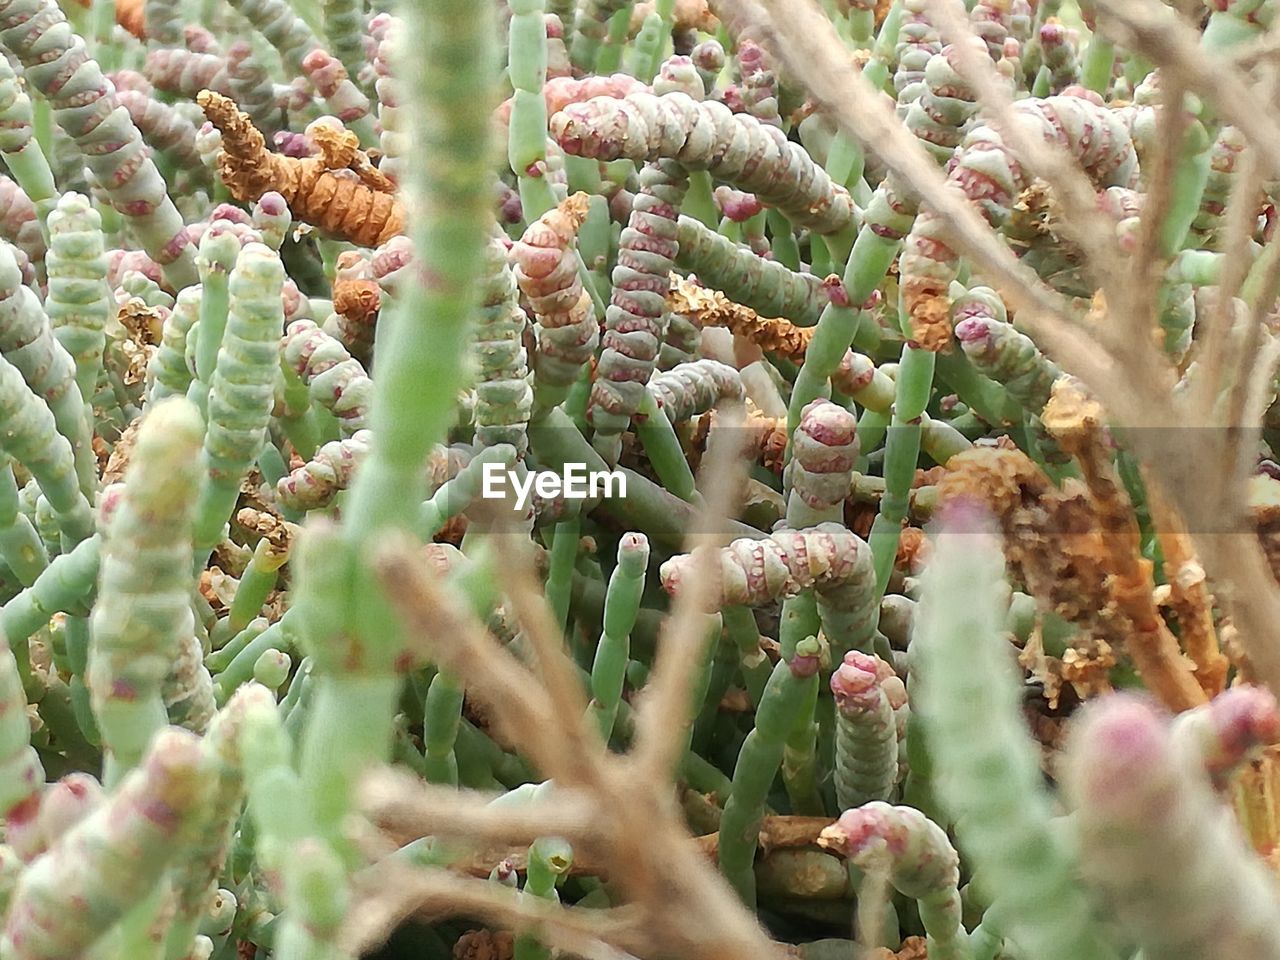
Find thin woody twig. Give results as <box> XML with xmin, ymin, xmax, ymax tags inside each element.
<box><xmin>720</xmin><ymin>0</ymin><xmax>1115</xmax><ymax>390</ymax></box>
<box><xmin>629</xmin><ymin>401</ymin><xmax>750</xmax><ymax>784</ymax></box>
<box><xmin>344</xmin><ymin>863</ymin><xmax>645</xmax><ymax>960</ymax></box>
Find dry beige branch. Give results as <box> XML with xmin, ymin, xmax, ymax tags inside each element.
<box><xmin>629</xmin><ymin>401</ymin><xmax>750</xmax><ymax>784</ymax></box>
<box><xmin>502</xmin><ymin>539</ymin><xmax>608</xmax><ymax>782</ymax></box>
<box><xmin>1092</xmin><ymin>0</ymin><xmax>1280</xmax><ymax>183</ymax></box>
<box><xmin>728</xmin><ymin>0</ymin><xmax>1280</xmax><ymax>695</ymax></box>
<box><xmin>376</xmin><ymin>541</ymin><xmax>577</xmax><ymax>781</ymax></box>
<box><xmin>344</xmin><ymin>862</ymin><xmax>646</xmax><ymax>960</ymax></box>
<box><xmin>360</xmin><ymin>768</ymin><xmax>601</xmax><ymax>848</ymax></box>
<box><xmin>927</xmin><ymin>0</ymin><xmax>1129</xmax><ymax>305</ymax></box>
<box><xmin>374</xmin><ymin>536</ymin><xmax>786</xmax><ymax>960</ymax></box>
<box><xmin>711</xmin><ymin>0</ymin><xmax>1114</xmax><ymax>389</ymax></box>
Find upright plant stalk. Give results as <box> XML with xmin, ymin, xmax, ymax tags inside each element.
<box><xmin>187</xmin><ymin>223</ymin><xmax>242</xmax><ymax>417</ymax></box>
<box><xmin>831</xmin><ymin>651</ymin><xmax>903</xmax><ymax>811</ymax></box>
<box><xmin>0</xmin><ymin>354</ymin><xmax>93</xmax><ymax>548</ymax></box>
<box><xmin>192</xmin><ymin>243</ymin><xmax>286</xmax><ymax>567</ymax></box>
<box><xmin>286</xmin><ymin>8</ymin><xmax>498</xmax><ymax>958</ymax></box>
<box><xmin>0</xmin><ymin>242</ymin><xmax>95</xmax><ymax>499</ymax></box>
<box><xmin>1066</xmin><ymin>694</ymin><xmax>1280</xmax><ymax>959</ymax></box>
<box><xmin>0</xmin><ymin>58</ymin><xmax>57</xmax><ymax>218</ymax></box>
<box><xmin>476</xmin><ymin>237</ymin><xmax>533</xmax><ymax>458</ymax></box>
<box><xmin>0</xmin><ymin>729</ymin><xmax>205</xmax><ymax>960</ymax></box>
<box><xmin>915</xmin><ymin>501</ymin><xmax>1118</xmax><ymax>960</ymax></box>
<box><xmin>588</xmin><ymin>532</ymin><xmax>649</xmax><ymax>742</ymax></box>
<box><xmin>718</xmin><ymin>638</ymin><xmax>821</xmax><ymax>907</ymax></box>
<box><xmin>821</xmin><ymin>802</ymin><xmax>971</xmax><ymax>960</ymax></box>
<box><xmin>509</xmin><ymin>0</ymin><xmax>558</xmax><ymax>218</ymax></box>
<box><xmin>590</xmin><ymin>159</ymin><xmax>688</xmax><ymax>463</ymax></box>
<box><xmin>45</xmin><ymin>194</ymin><xmax>110</xmax><ymax>423</ymax></box>
<box><xmin>512</xmin><ymin>193</ymin><xmax>599</xmax><ymax>412</ymax></box>
<box><xmin>88</xmin><ymin>400</ymin><xmax>204</xmax><ymax>785</ymax></box>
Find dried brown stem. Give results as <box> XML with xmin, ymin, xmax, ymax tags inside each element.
<box><xmin>715</xmin><ymin>0</ymin><xmax>1113</xmax><ymax>387</ymax></box>
<box><xmin>375</xmin><ymin>538</ymin><xmax>785</xmax><ymax>960</ymax></box>
<box><xmin>376</xmin><ymin>541</ymin><xmax>577</xmax><ymax>780</ymax></box>
<box><xmin>928</xmin><ymin>1</ymin><xmax>1128</xmax><ymax>304</ymax></box>
<box><xmin>669</xmin><ymin>276</ymin><xmax>813</xmax><ymax>363</ymax></box>
<box><xmin>198</xmin><ymin>91</ymin><xmax>404</xmax><ymax>246</ymax></box>
<box><xmin>361</xmin><ymin>768</ymin><xmax>601</xmax><ymax>849</ymax></box>
<box><xmin>1145</xmin><ymin>484</ymin><xmax>1229</xmax><ymax>697</ymax></box>
<box><xmin>1042</xmin><ymin>381</ymin><xmax>1207</xmax><ymax>712</ymax></box>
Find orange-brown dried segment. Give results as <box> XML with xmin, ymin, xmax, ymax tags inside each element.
<box><xmin>198</xmin><ymin>91</ymin><xmax>405</xmax><ymax>247</ymax></box>
<box><xmin>668</xmin><ymin>276</ymin><xmax>813</xmax><ymax>363</ymax></box>
<box><xmin>116</xmin><ymin>0</ymin><xmax>145</xmax><ymax>39</ymax></box>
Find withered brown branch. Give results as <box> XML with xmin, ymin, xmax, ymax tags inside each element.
<box><xmin>668</xmin><ymin>276</ymin><xmax>813</xmax><ymax>363</ymax></box>
<box><xmin>1041</xmin><ymin>381</ymin><xmax>1207</xmax><ymax>712</ymax></box>
<box><xmin>197</xmin><ymin>90</ymin><xmax>405</xmax><ymax>247</ymax></box>
<box><xmin>1145</xmin><ymin>484</ymin><xmax>1230</xmax><ymax>697</ymax></box>
<box><xmin>725</xmin><ymin>0</ymin><xmax>1280</xmax><ymax>697</ymax></box>
<box><xmin>344</xmin><ymin>862</ymin><xmax>646</xmax><ymax>960</ymax></box>
<box><xmin>373</xmin><ymin>517</ymin><xmax>786</xmax><ymax>960</ymax></box>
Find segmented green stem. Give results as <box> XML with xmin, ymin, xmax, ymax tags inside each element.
<box><xmin>718</xmin><ymin>639</ymin><xmax>821</xmax><ymax>906</ymax></box>
<box><xmin>831</xmin><ymin>651</ymin><xmax>902</xmax><ymax>811</ymax></box>
<box><xmin>588</xmin><ymin>532</ymin><xmax>649</xmax><ymax>741</ymax></box>
<box><xmin>46</xmin><ymin>194</ymin><xmax>109</xmax><ymax>417</ymax></box>
<box><xmin>0</xmin><ymin>57</ymin><xmax>56</xmax><ymax>215</ymax></box>
<box><xmin>476</xmin><ymin>237</ymin><xmax>533</xmax><ymax>457</ymax></box>
<box><xmin>280</xmin><ymin>319</ymin><xmax>372</xmax><ymax>437</ymax></box>
<box><xmin>0</xmin><ymin>241</ymin><xmax>95</xmax><ymax>499</ymax></box>
<box><xmin>915</xmin><ymin>502</ymin><xmax>1118</xmax><ymax>960</ymax></box>
<box><xmin>89</xmin><ymin>400</ymin><xmax>204</xmax><ymax>784</ymax></box>
<box><xmin>1066</xmin><ymin>693</ymin><xmax>1280</xmax><ymax>960</ymax></box>
<box><xmin>276</xmin><ymin>430</ymin><xmax>372</xmax><ymax>513</ymax></box>
<box><xmin>188</xmin><ymin>223</ymin><xmax>241</xmax><ymax>416</ymax></box>
<box><xmin>552</xmin><ymin>92</ymin><xmax>856</xmax><ymax>235</ymax></box>
<box><xmin>820</xmin><ymin>802</ymin><xmax>971</xmax><ymax>960</ymax></box>
<box><xmin>193</xmin><ymin>243</ymin><xmax>285</xmax><ymax>566</ymax></box>
<box><xmin>147</xmin><ymin>286</ymin><xmax>201</xmax><ymax>403</ymax></box>
<box><xmin>512</xmin><ymin>194</ymin><xmax>599</xmax><ymax>410</ymax></box>
<box><xmin>0</xmin><ymin>353</ymin><xmax>93</xmax><ymax>547</ymax></box>
<box><xmin>0</xmin><ymin>0</ymin><xmax>198</xmax><ymax>287</ymax></box>
<box><xmin>785</xmin><ymin>399</ymin><xmax>858</xmax><ymax>528</ymax></box>
<box><xmin>591</xmin><ymin>159</ymin><xmax>687</xmax><ymax>462</ymax></box>
<box><xmin>0</xmin><ymin>729</ymin><xmax>204</xmax><ymax>960</ymax></box>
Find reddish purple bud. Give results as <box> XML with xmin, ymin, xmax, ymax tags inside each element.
<box><xmin>823</xmin><ymin>275</ymin><xmax>851</xmax><ymax>308</ymax></box>
<box><xmin>790</xmin><ymin>640</ymin><xmax>822</xmax><ymax>679</ymax></box>
<box><xmin>953</xmin><ymin>316</ymin><xmax>993</xmax><ymax>346</ymax></box>
<box><xmin>714</xmin><ymin>186</ymin><xmax>763</xmax><ymax>222</ymax></box>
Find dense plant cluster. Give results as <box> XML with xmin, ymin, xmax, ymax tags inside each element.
<box><xmin>1</xmin><ymin>0</ymin><xmax>1280</xmax><ymax>958</ymax></box>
